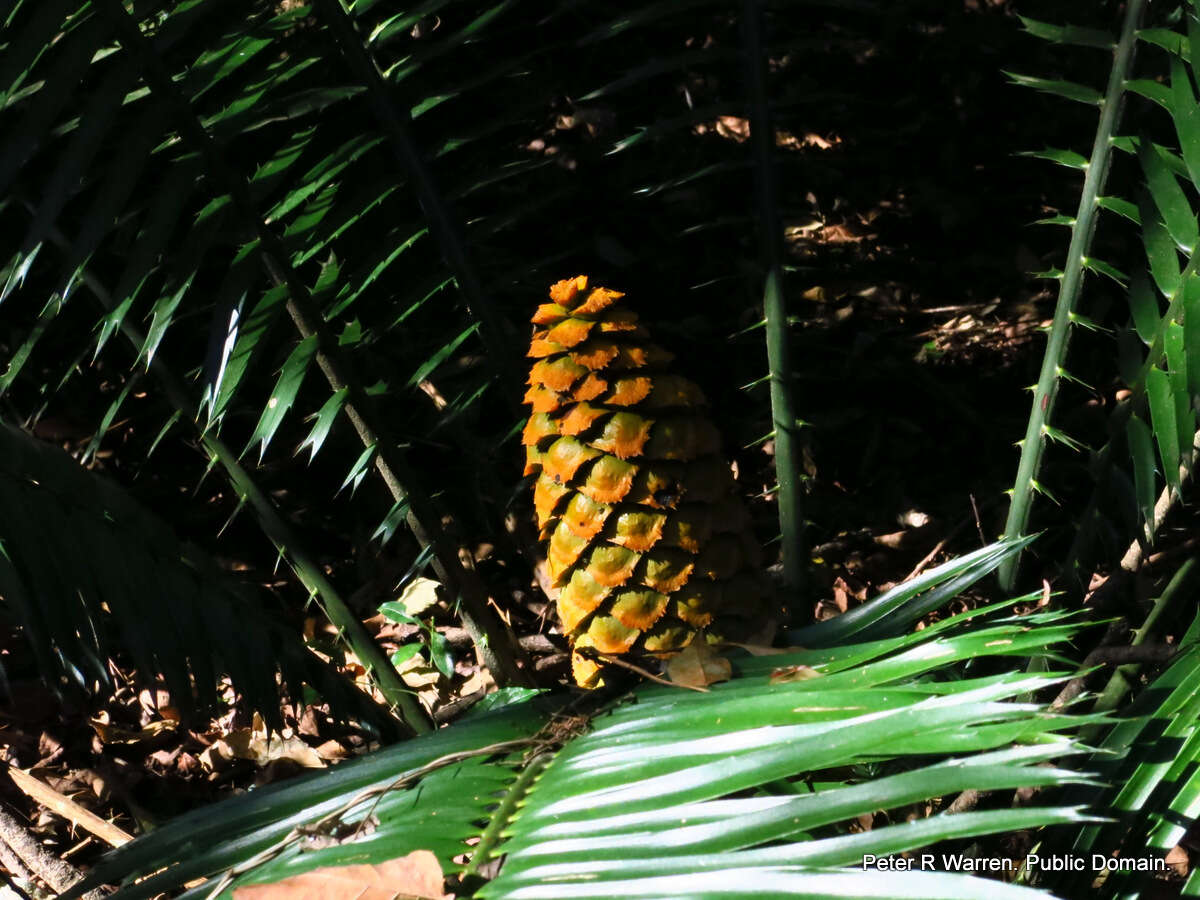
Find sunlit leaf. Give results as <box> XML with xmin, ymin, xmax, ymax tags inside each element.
<box><xmin>297</xmin><ymin>387</ymin><xmax>348</xmax><ymax>463</ymax></box>
<box><xmin>1003</xmin><ymin>71</ymin><xmax>1103</xmax><ymax>105</ymax></box>
<box><xmin>246</xmin><ymin>335</ymin><xmax>320</xmax><ymax>460</ymax></box>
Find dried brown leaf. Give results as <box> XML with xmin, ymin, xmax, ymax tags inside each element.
<box><xmin>666</xmin><ymin>639</ymin><xmax>732</xmax><ymax>688</ymax></box>
<box><xmin>202</xmin><ymin>713</ymin><xmax>324</xmax><ymax>771</ymax></box>
<box><xmin>769</xmin><ymin>665</ymin><xmax>822</xmax><ymax>685</ymax></box>
<box><xmin>90</xmin><ymin>718</ymin><xmax>177</xmax><ymax>746</ymax></box>
<box><xmin>232</xmin><ymin>851</ymin><xmax>449</xmax><ymax>900</ymax></box>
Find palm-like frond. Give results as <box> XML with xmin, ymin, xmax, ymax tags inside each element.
<box><xmin>481</xmin><ymin>630</ymin><xmax>1095</xmax><ymax>900</ymax></box>
<box><xmin>1036</xmin><ymin>601</ymin><xmax>1200</xmax><ymax>898</ymax></box>
<box><xmin>1002</xmin><ymin>5</ymin><xmax>1200</xmax><ymax>589</ymax></box>
<box><xmin>0</xmin><ymin>423</ymin><xmax>395</xmax><ymax>733</ymax></box>
<box><xmin>63</xmin><ymin>567</ymin><xmax>1100</xmax><ymax>900</ymax></box>
<box><xmin>998</xmin><ymin>2</ymin><xmax>1143</xmax><ymax>589</ymax></box>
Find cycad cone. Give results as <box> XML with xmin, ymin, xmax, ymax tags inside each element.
<box><xmin>523</xmin><ymin>275</ymin><xmax>768</xmax><ymax>686</ymax></box>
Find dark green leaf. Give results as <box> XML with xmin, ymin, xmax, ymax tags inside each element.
<box><xmin>1003</xmin><ymin>71</ymin><xmax>1103</xmax><ymax>105</ymax></box>
<box><xmin>1126</xmin><ymin>412</ymin><xmax>1159</xmax><ymax>533</ymax></box>
<box><xmin>246</xmin><ymin>335</ymin><xmax>319</xmax><ymax>460</ymax></box>
<box><xmin>1164</xmin><ymin>319</ymin><xmax>1194</xmax><ymax>461</ymax></box>
<box><xmin>1171</xmin><ymin>54</ymin><xmax>1200</xmax><ymax>188</ymax></box>
<box><xmin>1018</xmin><ymin>15</ymin><xmax>1114</xmax><ymax>48</ymax></box>
<box><xmin>1129</xmin><ymin>268</ymin><xmax>1162</xmax><ymax>343</ymax></box>
<box><xmin>378</xmin><ymin>603</ymin><xmax>420</xmax><ymax>626</ymax></box>
<box><xmin>1185</xmin><ymin>271</ymin><xmax>1200</xmax><ymax>397</ymax></box>
<box><xmin>296</xmin><ymin>387</ymin><xmax>347</xmax><ymax>462</ymax></box>
<box><xmin>1146</xmin><ymin>365</ymin><xmax>1182</xmax><ymax>497</ymax></box>
<box><xmin>1019</xmin><ymin>147</ymin><xmax>1088</xmax><ymax>169</ymax></box>
<box><xmin>426</xmin><ymin>629</ymin><xmax>454</xmax><ymax>679</ymax></box>
<box><xmin>1127</xmin><ymin>78</ymin><xmax>1172</xmax><ymax>109</ymax></box>
<box><xmin>1139</xmin><ymin>27</ymin><xmax>1188</xmax><ymax>58</ymax></box>
<box><xmin>371</xmin><ymin>498</ymin><xmax>410</xmax><ymax>546</ymax></box>
<box><xmin>406</xmin><ymin>322</ymin><xmax>479</xmax><ymax>388</ymax></box>
<box><xmin>1140</xmin><ymin>191</ymin><xmax>1183</xmax><ymax>298</ymax></box>
<box><xmin>1139</xmin><ymin>139</ymin><xmax>1198</xmax><ymax>253</ymax></box>
<box><xmin>1097</xmin><ymin>195</ymin><xmax>1141</xmax><ymax>223</ymax></box>
<box><xmin>338</xmin><ymin>442</ymin><xmax>376</xmax><ymax>495</ymax></box>
<box><xmin>1083</xmin><ymin>256</ymin><xmax>1128</xmax><ymax>284</ymax></box>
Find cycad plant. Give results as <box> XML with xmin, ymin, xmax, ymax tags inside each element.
<box><xmin>9</xmin><ymin>1</ymin><xmax>1200</xmax><ymax>899</ymax></box>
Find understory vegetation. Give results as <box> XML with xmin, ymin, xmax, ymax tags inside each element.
<box><xmin>3</xmin><ymin>1</ymin><xmax>1200</xmax><ymax>898</ymax></box>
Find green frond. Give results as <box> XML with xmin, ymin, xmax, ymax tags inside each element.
<box><xmin>61</xmin><ymin>601</ymin><xmax>1101</xmax><ymax>900</ymax></box>
<box><xmin>1046</xmin><ymin>608</ymin><xmax>1200</xmax><ymax>895</ymax></box>
<box><xmin>0</xmin><ymin>423</ymin><xmax>394</xmax><ymax>732</ymax></box>
<box><xmin>1000</xmin><ymin>0</ymin><xmax>1148</xmax><ymax>590</ymax></box>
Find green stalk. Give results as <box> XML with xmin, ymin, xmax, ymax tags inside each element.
<box><xmin>743</xmin><ymin>0</ymin><xmax>805</xmax><ymax>610</ymax></box>
<box><xmin>999</xmin><ymin>0</ymin><xmax>1146</xmax><ymax>591</ymax></box>
<box><xmin>462</xmin><ymin>753</ymin><xmax>551</xmax><ymax>878</ymax></box>
<box><xmin>95</xmin><ymin>0</ymin><xmax>533</xmax><ymax>688</ymax></box>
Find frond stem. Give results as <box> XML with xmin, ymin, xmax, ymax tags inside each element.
<box><xmin>999</xmin><ymin>0</ymin><xmax>1147</xmax><ymax>590</ymax></box>
<box><xmin>743</xmin><ymin>0</ymin><xmax>806</xmax><ymax>613</ymax></box>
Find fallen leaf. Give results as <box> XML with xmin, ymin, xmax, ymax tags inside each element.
<box><xmin>873</xmin><ymin>530</ymin><xmax>907</xmax><ymax>549</ymax></box>
<box><xmin>297</xmin><ymin>707</ymin><xmax>322</xmax><ymax>738</ymax></box>
<box><xmin>201</xmin><ymin>713</ymin><xmax>324</xmax><ymax>772</ymax></box>
<box><xmin>390</xmin><ymin>652</ymin><xmax>445</xmax><ymax>710</ymax></box>
<box><xmin>397</xmin><ymin>577</ymin><xmax>442</xmax><ymax>617</ymax></box>
<box><xmin>314</xmin><ymin>740</ymin><xmax>348</xmax><ymax>761</ymax></box>
<box><xmin>769</xmin><ymin>665</ymin><xmax>822</xmax><ymax>684</ymax></box>
<box><xmin>137</xmin><ymin>687</ymin><xmax>177</xmax><ymax>719</ymax></box>
<box><xmin>715</xmin><ymin>115</ymin><xmax>750</xmax><ymax>142</ymax></box>
<box><xmin>1166</xmin><ymin>844</ymin><xmax>1188</xmax><ymax>876</ymax></box>
<box><xmin>90</xmin><ymin>718</ymin><xmax>177</xmax><ymax>746</ymax></box>
<box><xmin>831</xmin><ymin>581</ymin><xmax>849</xmax><ymax>614</ymax></box>
<box><xmin>232</xmin><ymin>850</ymin><xmax>449</xmax><ymax>900</ymax></box>
<box><xmin>666</xmin><ymin>639</ymin><xmax>732</xmax><ymax>688</ymax></box>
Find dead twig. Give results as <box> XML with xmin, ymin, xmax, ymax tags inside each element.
<box><xmin>902</xmin><ymin>514</ymin><xmax>972</xmax><ymax>583</ymax></box>
<box><xmin>969</xmin><ymin>494</ymin><xmax>986</xmax><ymax>548</ymax></box>
<box><xmin>7</xmin><ymin>768</ymin><xmax>133</xmax><ymax>849</ymax></box>
<box><xmin>902</xmin><ymin>536</ymin><xmax>951</xmax><ymax>583</ymax></box>
<box><xmin>0</xmin><ymin>835</ymin><xmax>35</xmax><ymax>886</ymax></box>
<box><xmin>944</xmin><ymin>789</ymin><xmax>982</xmax><ymax>815</ymax></box>
<box><xmin>577</xmin><ymin>648</ymin><xmax>709</xmax><ymax>693</ymax></box>
<box><xmin>0</xmin><ymin>806</ymin><xmax>106</xmax><ymax>899</ymax></box>
<box><xmin>1051</xmin><ymin>642</ymin><xmax>1178</xmax><ymax>711</ymax></box>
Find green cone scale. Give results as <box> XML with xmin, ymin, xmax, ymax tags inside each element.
<box><xmin>523</xmin><ymin>276</ymin><xmax>769</xmax><ymax>686</ymax></box>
